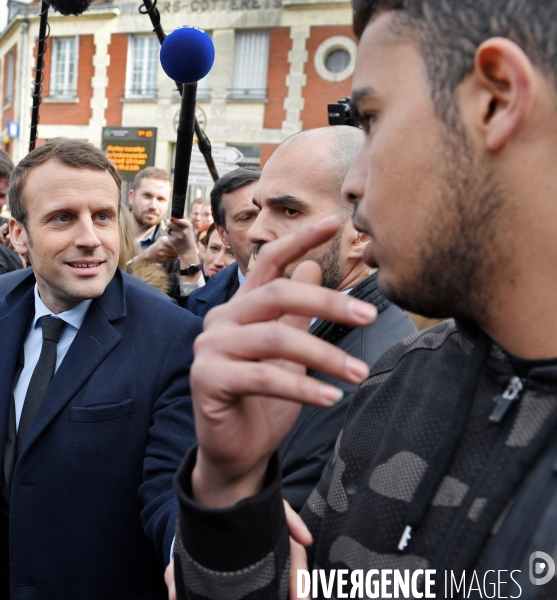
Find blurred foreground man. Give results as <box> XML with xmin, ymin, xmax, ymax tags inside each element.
<box><xmin>172</xmin><ymin>1</ymin><xmax>557</xmax><ymax>598</ymax></box>
<box><xmin>0</xmin><ymin>139</ymin><xmax>201</xmax><ymax>599</ymax></box>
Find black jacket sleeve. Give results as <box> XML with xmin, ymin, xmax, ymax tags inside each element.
<box><xmin>174</xmin><ymin>448</ymin><xmax>291</xmax><ymax>600</ymax></box>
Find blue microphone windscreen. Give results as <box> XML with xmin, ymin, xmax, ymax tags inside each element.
<box><xmin>160</xmin><ymin>27</ymin><xmax>215</xmax><ymax>84</ymax></box>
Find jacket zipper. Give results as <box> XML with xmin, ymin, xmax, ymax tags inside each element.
<box><xmin>428</xmin><ymin>377</ymin><xmax>524</xmax><ymax>577</ymax></box>
<box><xmin>489</xmin><ymin>376</ymin><xmax>523</xmax><ymax>423</ymax></box>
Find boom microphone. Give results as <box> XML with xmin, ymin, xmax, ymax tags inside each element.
<box><xmin>160</xmin><ymin>27</ymin><xmax>215</xmax><ymax>219</ymax></box>
<box><xmin>29</xmin><ymin>0</ymin><xmax>94</xmax><ymax>152</ymax></box>
<box><xmin>47</xmin><ymin>0</ymin><xmax>93</xmax><ymax>16</ymax></box>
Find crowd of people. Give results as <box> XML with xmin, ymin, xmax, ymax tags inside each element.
<box><xmin>1</xmin><ymin>0</ymin><xmax>557</xmax><ymax>598</ymax></box>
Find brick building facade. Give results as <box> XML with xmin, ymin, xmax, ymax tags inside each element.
<box><xmin>0</xmin><ymin>0</ymin><xmax>356</xmax><ymax>196</ymax></box>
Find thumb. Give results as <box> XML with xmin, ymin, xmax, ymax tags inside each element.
<box><xmin>280</xmin><ymin>260</ymin><xmax>322</xmax><ymax>332</ymax></box>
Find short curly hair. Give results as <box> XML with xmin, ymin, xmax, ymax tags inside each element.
<box><xmin>352</xmin><ymin>0</ymin><xmax>557</xmax><ymax>122</ymax></box>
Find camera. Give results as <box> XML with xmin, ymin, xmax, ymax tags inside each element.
<box><xmin>328</xmin><ymin>97</ymin><xmax>355</xmax><ymax>127</ymax></box>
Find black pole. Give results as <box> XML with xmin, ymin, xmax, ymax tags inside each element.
<box><xmin>29</xmin><ymin>0</ymin><xmax>50</xmax><ymax>152</ymax></box>
<box><xmin>172</xmin><ymin>83</ymin><xmax>197</xmax><ymax>219</ymax></box>
<box><xmin>139</xmin><ymin>0</ymin><xmax>219</xmax><ymax>182</ymax></box>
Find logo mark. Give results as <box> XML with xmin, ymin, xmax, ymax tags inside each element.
<box><xmin>529</xmin><ymin>551</ymin><xmax>555</xmax><ymax>586</ymax></box>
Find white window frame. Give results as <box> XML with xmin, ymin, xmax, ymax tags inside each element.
<box><xmin>230</xmin><ymin>30</ymin><xmax>270</xmax><ymax>101</ymax></box>
<box><xmin>50</xmin><ymin>37</ymin><xmax>79</xmax><ymax>98</ymax></box>
<box><xmin>126</xmin><ymin>35</ymin><xmax>159</xmax><ymax>99</ymax></box>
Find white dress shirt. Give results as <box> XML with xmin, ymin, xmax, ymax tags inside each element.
<box><xmin>12</xmin><ymin>285</ymin><xmax>92</xmax><ymax>431</ymax></box>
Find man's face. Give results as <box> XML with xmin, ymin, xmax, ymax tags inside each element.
<box><xmin>0</xmin><ymin>177</ymin><xmax>8</xmax><ymax>207</ymax></box>
<box><xmin>199</xmin><ymin>204</ymin><xmax>213</xmax><ymax>233</ymax></box>
<box><xmin>218</xmin><ymin>181</ymin><xmax>259</xmax><ymax>275</ymax></box>
<box><xmin>129</xmin><ymin>177</ymin><xmax>171</xmax><ymax>229</ymax></box>
<box><xmin>10</xmin><ymin>159</ymin><xmax>120</xmax><ymax>314</ymax></box>
<box><xmin>343</xmin><ymin>13</ymin><xmax>504</xmax><ymax>319</ymax></box>
<box><xmin>189</xmin><ymin>203</ymin><xmax>202</xmax><ymax>230</ymax></box>
<box><xmin>249</xmin><ymin>142</ymin><xmax>356</xmax><ymax>290</ymax></box>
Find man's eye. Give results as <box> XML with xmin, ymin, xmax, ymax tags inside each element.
<box><xmin>54</xmin><ymin>215</ymin><xmax>70</xmax><ymax>223</ymax></box>
<box><xmin>354</xmin><ymin>112</ymin><xmax>377</xmax><ymax>132</ymax></box>
<box><xmin>209</xmin><ymin>245</ymin><xmax>219</xmax><ymax>251</ymax></box>
<box><xmin>97</xmin><ymin>213</ymin><xmax>110</xmax><ymax>222</ymax></box>
<box><xmin>284</xmin><ymin>207</ymin><xmax>299</xmax><ymax>217</ymax></box>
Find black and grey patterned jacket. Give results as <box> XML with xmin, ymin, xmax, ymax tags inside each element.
<box><xmin>174</xmin><ymin>319</ymin><xmax>557</xmax><ymax>599</ymax></box>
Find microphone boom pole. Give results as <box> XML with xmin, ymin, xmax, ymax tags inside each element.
<box><xmin>29</xmin><ymin>0</ymin><xmax>50</xmax><ymax>152</ymax></box>
<box><xmin>139</xmin><ymin>0</ymin><xmax>219</xmax><ymax>183</ymax></box>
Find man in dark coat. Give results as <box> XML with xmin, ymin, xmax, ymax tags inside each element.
<box><xmin>0</xmin><ymin>139</ymin><xmax>201</xmax><ymax>599</ymax></box>
<box><xmin>186</xmin><ymin>168</ymin><xmax>261</xmax><ymax>316</ymax></box>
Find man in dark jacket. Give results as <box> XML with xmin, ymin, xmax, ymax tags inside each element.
<box><xmin>1</xmin><ymin>139</ymin><xmax>201</xmax><ymax>599</ymax></box>
<box><xmin>249</xmin><ymin>126</ymin><xmax>415</xmax><ymax>510</ymax></box>
<box><xmin>170</xmin><ymin>1</ymin><xmax>557</xmax><ymax>599</ymax></box>
<box><xmin>186</xmin><ymin>168</ymin><xmax>261</xmax><ymax>316</ymax></box>
<box><xmin>188</xmin><ymin>128</ymin><xmax>415</xmax><ymax>511</ymax></box>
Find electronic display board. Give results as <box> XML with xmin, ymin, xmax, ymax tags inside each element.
<box><xmin>102</xmin><ymin>127</ymin><xmax>157</xmax><ymax>181</ymax></box>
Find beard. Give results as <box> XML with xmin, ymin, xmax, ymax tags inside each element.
<box><xmin>378</xmin><ymin>123</ymin><xmax>507</xmax><ymax>325</ymax></box>
<box><xmin>253</xmin><ymin>227</ymin><xmax>345</xmax><ymax>290</ymax></box>
<box><xmin>133</xmin><ymin>209</ymin><xmax>160</xmax><ymax>229</ymax></box>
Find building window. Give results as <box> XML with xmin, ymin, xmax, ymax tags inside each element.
<box><xmin>325</xmin><ymin>49</ymin><xmax>350</xmax><ymax>73</ymax></box>
<box><xmin>230</xmin><ymin>31</ymin><xmax>269</xmax><ymax>100</ymax></box>
<box><xmin>5</xmin><ymin>50</ymin><xmax>14</xmax><ymax>106</ymax></box>
<box><xmin>50</xmin><ymin>37</ymin><xmax>78</xmax><ymax>98</ymax></box>
<box><xmin>127</xmin><ymin>35</ymin><xmax>158</xmax><ymax>98</ymax></box>
<box><xmin>314</xmin><ymin>36</ymin><xmax>357</xmax><ymax>83</ymax></box>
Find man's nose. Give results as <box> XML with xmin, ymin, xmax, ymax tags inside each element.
<box><xmin>74</xmin><ymin>218</ymin><xmax>101</xmax><ymax>249</ymax></box>
<box><xmin>341</xmin><ymin>145</ymin><xmax>367</xmax><ymax>207</ymax></box>
<box><xmin>247</xmin><ymin>212</ymin><xmax>273</xmax><ymax>244</ymax></box>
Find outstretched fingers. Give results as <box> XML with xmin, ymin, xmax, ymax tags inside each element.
<box><xmin>192</xmin><ymin>358</ymin><xmax>348</xmax><ymax>408</ymax></box>
<box><xmin>205</xmin><ymin>278</ymin><xmax>377</xmax><ymax>330</ymax></box>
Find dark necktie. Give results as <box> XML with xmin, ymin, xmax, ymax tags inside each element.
<box><xmin>16</xmin><ymin>315</ymin><xmax>66</xmax><ymax>455</ymax></box>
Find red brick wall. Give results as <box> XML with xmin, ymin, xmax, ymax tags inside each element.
<box><xmin>260</xmin><ymin>143</ymin><xmax>278</xmax><ymax>167</ymax></box>
<box><xmin>264</xmin><ymin>28</ymin><xmax>290</xmax><ymax>129</ymax></box>
<box><xmin>300</xmin><ymin>26</ymin><xmax>356</xmax><ymax>130</ymax></box>
<box><xmin>40</xmin><ymin>35</ymin><xmax>94</xmax><ymax>125</ymax></box>
<box><xmin>105</xmin><ymin>34</ymin><xmax>128</xmax><ymax>126</ymax></box>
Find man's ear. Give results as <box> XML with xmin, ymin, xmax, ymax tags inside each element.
<box><xmin>10</xmin><ymin>218</ymin><xmax>30</xmax><ymax>255</ymax></box>
<box><xmin>216</xmin><ymin>224</ymin><xmax>230</xmax><ymax>246</ymax></box>
<box><xmin>347</xmin><ymin>232</ymin><xmax>371</xmax><ymax>260</ymax></box>
<box><xmin>128</xmin><ymin>188</ymin><xmax>135</xmax><ymax>208</ymax></box>
<box><xmin>472</xmin><ymin>37</ymin><xmax>535</xmax><ymax>152</ymax></box>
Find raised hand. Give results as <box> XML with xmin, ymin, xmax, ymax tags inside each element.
<box><xmin>190</xmin><ymin>216</ymin><xmax>376</xmax><ymax>508</ymax></box>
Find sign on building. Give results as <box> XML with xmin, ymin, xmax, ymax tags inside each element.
<box><xmin>6</xmin><ymin>120</ymin><xmax>19</xmax><ymax>139</ymax></box>
<box><xmin>102</xmin><ymin>127</ymin><xmax>157</xmax><ymax>181</ymax></box>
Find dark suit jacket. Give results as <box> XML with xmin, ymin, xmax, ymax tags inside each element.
<box><xmin>0</xmin><ymin>269</ymin><xmax>202</xmax><ymax>599</ymax></box>
<box><xmin>185</xmin><ymin>263</ymin><xmax>239</xmax><ymax>317</ymax></box>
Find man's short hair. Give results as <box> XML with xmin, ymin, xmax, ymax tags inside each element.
<box><xmin>132</xmin><ymin>166</ymin><xmax>172</xmax><ymax>191</ymax></box>
<box><xmin>0</xmin><ymin>150</ymin><xmax>14</xmax><ymax>180</ymax></box>
<box><xmin>189</xmin><ymin>197</ymin><xmax>204</xmax><ymax>211</ymax></box>
<box><xmin>9</xmin><ymin>138</ymin><xmax>122</xmax><ymax>230</ymax></box>
<box><xmin>352</xmin><ymin>1</ymin><xmax>557</xmax><ymax>123</ymax></box>
<box><xmin>210</xmin><ymin>168</ymin><xmax>261</xmax><ymax>229</ymax></box>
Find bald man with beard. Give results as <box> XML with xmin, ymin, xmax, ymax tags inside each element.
<box><xmin>249</xmin><ymin>126</ymin><xmax>416</xmax><ymax>511</ymax></box>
